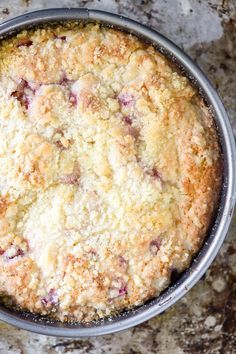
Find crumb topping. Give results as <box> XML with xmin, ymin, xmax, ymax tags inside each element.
<box><xmin>0</xmin><ymin>23</ymin><xmax>222</xmax><ymax>322</ymax></box>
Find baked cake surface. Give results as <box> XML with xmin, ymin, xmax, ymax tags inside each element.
<box><xmin>0</xmin><ymin>24</ymin><xmax>222</xmax><ymax>322</ymax></box>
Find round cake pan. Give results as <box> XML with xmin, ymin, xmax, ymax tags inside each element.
<box><xmin>0</xmin><ymin>8</ymin><xmax>235</xmax><ymax>337</ymax></box>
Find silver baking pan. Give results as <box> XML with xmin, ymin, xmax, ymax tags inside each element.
<box><xmin>0</xmin><ymin>8</ymin><xmax>235</xmax><ymax>337</ymax></box>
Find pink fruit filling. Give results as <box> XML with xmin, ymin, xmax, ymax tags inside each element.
<box><xmin>3</xmin><ymin>246</ymin><xmax>25</xmax><ymax>260</ymax></box>
<box><xmin>118</xmin><ymin>256</ymin><xmax>128</xmax><ymax>269</ymax></box>
<box><xmin>123</xmin><ymin>115</ymin><xmax>133</xmax><ymax>125</ymax></box>
<box><xmin>54</xmin><ymin>140</ymin><xmax>66</xmax><ymax>150</ymax></box>
<box><xmin>123</xmin><ymin>116</ymin><xmax>139</xmax><ymax>139</ymax></box>
<box><xmin>58</xmin><ymin>165</ymin><xmax>80</xmax><ymax>185</ymax></box>
<box><xmin>69</xmin><ymin>92</ymin><xmax>77</xmax><ymax>106</ymax></box>
<box><xmin>89</xmin><ymin>249</ymin><xmax>97</xmax><ymax>256</ymax></box>
<box><xmin>59</xmin><ymin>72</ymin><xmax>76</xmax><ymax>85</ymax></box>
<box><xmin>59</xmin><ymin>173</ymin><xmax>80</xmax><ymax>185</ymax></box>
<box><xmin>7</xmin><ymin>248</ymin><xmax>24</xmax><ymax>260</ymax></box>
<box><xmin>127</xmin><ymin>125</ymin><xmax>139</xmax><ymax>140</ymax></box>
<box><xmin>16</xmin><ymin>38</ymin><xmax>33</xmax><ymax>48</ymax></box>
<box><xmin>118</xmin><ymin>286</ymin><xmax>127</xmax><ymax>296</ymax></box>
<box><xmin>149</xmin><ymin>238</ymin><xmax>161</xmax><ymax>255</ymax></box>
<box><xmin>59</xmin><ymin>75</ymin><xmax>70</xmax><ymax>85</ymax></box>
<box><xmin>109</xmin><ymin>278</ymin><xmax>128</xmax><ymax>299</ymax></box>
<box><xmin>41</xmin><ymin>289</ymin><xmax>59</xmax><ymax>307</ymax></box>
<box><xmin>23</xmin><ymin>97</ymin><xmax>30</xmax><ymax>110</ymax></box>
<box><xmin>11</xmin><ymin>79</ymin><xmax>33</xmax><ymax>109</ymax></box>
<box><xmin>54</xmin><ymin>35</ymin><xmax>67</xmax><ymax>41</ymax></box>
<box><xmin>149</xmin><ymin>168</ymin><xmax>162</xmax><ymax>181</ymax></box>
<box><xmin>11</xmin><ymin>79</ymin><xmax>27</xmax><ymax>96</ymax></box>
<box><xmin>88</xmin><ymin>249</ymin><xmax>98</xmax><ymax>260</ymax></box>
<box><xmin>118</xmin><ymin>92</ymin><xmax>135</xmax><ymax>107</ymax></box>
<box><xmin>53</xmin><ymin>128</ymin><xmax>72</xmax><ymax>150</ymax></box>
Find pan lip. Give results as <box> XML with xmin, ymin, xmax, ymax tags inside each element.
<box><xmin>0</xmin><ymin>8</ymin><xmax>235</xmax><ymax>337</ymax></box>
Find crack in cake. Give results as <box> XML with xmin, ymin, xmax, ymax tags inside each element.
<box><xmin>0</xmin><ymin>23</ymin><xmax>222</xmax><ymax>322</ymax></box>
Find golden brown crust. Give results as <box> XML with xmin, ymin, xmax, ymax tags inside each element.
<box><xmin>0</xmin><ymin>24</ymin><xmax>222</xmax><ymax>322</ymax></box>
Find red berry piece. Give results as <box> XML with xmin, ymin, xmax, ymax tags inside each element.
<box><xmin>118</xmin><ymin>93</ymin><xmax>135</xmax><ymax>107</ymax></box>
<box><xmin>118</xmin><ymin>285</ymin><xmax>127</xmax><ymax>297</ymax></box>
<box><xmin>16</xmin><ymin>38</ymin><xmax>33</xmax><ymax>48</ymax></box>
<box><xmin>109</xmin><ymin>278</ymin><xmax>128</xmax><ymax>299</ymax></box>
<box><xmin>148</xmin><ymin>168</ymin><xmax>162</xmax><ymax>181</ymax></box>
<box><xmin>123</xmin><ymin>115</ymin><xmax>133</xmax><ymax>125</ymax></box>
<box><xmin>69</xmin><ymin>92</ymin><xmax>77</xmax><ymax>106</ymax></box>
<box><xmin>6</xmin><ymin>247</ymin><xmax>24</xmax><ymax>260</ymax></box>
<box><xmin>58</xmin><ymin>173</ymin><xmax>80</xmax><ymax>185</ymax></box>
<box><xmin>41</xmin><ymin>289</ymin><xmax>59</xmax><ymax>307</ymax></box>
<box><xmin>58</xmin><ymin>36</ymin><xmax>66</xmax><ymax>41</ymax></box>
<box><xmin>23</xmin><ymin>96</ymin><xmax>30</xmax><ymax>110</ymax></box>
<box><xmin>54</xmin><ymin>34</ymin><xmax>67</xmax><ymax>41</ymax></box>
<box><xmin>59</xmin><ymin>75</ymin><xmax>70</xmax><ymax>85</ymax></box>
<box><xmin>149</xmin><ymin>238</ymin><xmax>161</xmax><ymax>255</ymax></box>
<box><xmin>118</xmin><ymin>256</ymin><xmax>128</xmax><ymax>269</ymax></box>
<box><xmin>11</xmin><ymin>79</ymin><xmax>33</xmax><ymax>110</ymax></box>
<box><xmin>127</xmin><ymin>125</ymin><xmax>139</xmax><ymax>140</ymax></box>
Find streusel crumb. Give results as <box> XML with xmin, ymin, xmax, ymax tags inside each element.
<box><xmin>0</xmin><ymin>23</ymin><xmax>222</xmax><ymax>322</ymax></box>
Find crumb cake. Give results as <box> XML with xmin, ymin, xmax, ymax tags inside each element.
<box><xmin>0</xmin><ymin>23</ymin><xmax>222</xmax><ymax>322</ymax></box>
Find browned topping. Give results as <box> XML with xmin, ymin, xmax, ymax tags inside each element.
<box><xmin>0</xmin><ymin>24</ymin><xmax>221</xmax><ymax>323</ymax></box>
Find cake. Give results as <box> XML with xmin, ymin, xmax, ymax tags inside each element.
<box><xmin>0</xmin><ymin>23</ymin><xmax>222</xmax><ymax>322</ymax></box>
